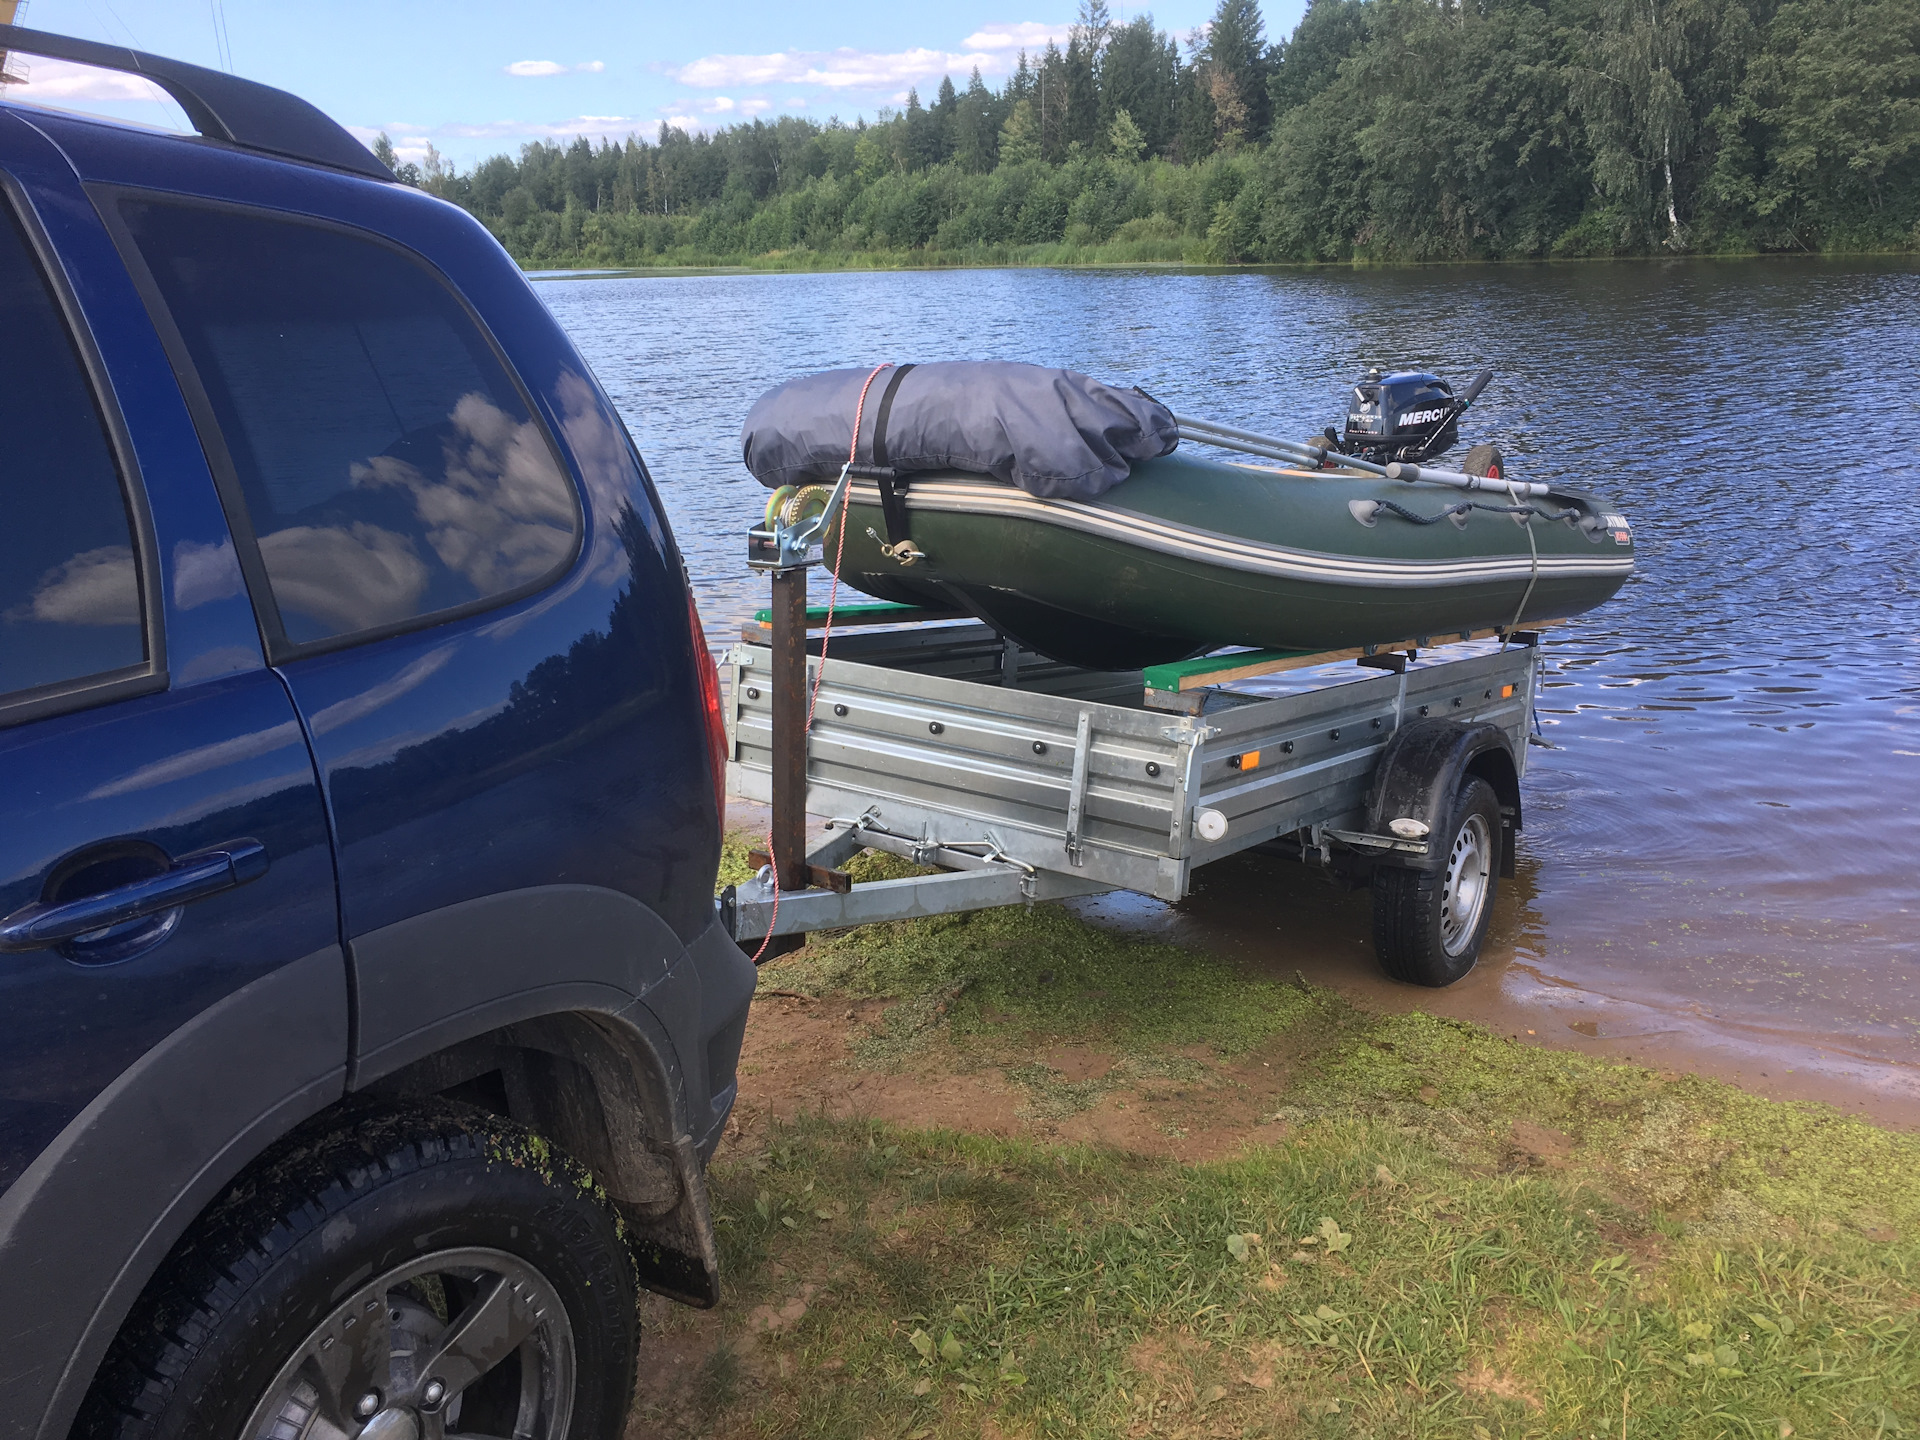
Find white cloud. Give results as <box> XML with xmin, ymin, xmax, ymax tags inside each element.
<box><xmin>505</xmin><ymin>59</ymin><xmax>605</xmax><ymax>76</ymax></box>
<box><xmin>1</xmin><ymin>56</ymin><xmax>174</xmax><ymax>103</ymax></box>
<box><xmin>7</xmin><ymin>545</ymin><xmax>139</xmax><ymax>626</ymax></box>
<box><xmin>741</xmin><ymin>98</ymin><xmax>772</xmax><ymax>114</ymax></box>
<box><xmin>351</xmin><ymin>114</ymin><xmax>649</xmax><ymax>161</ymax></box>
<box><xmin>670</xmin><ymin>37</ymin><xmax>1040</xmax><ymax>93</ymax></box>
<box><xmin>664</xmin><ymin>21</ymin><xmax>1074</xmax><ymax>95</ymax></box>
<box><xmin>960</xmin><ymin>21</ymin><xmax>1072</xmax><ymax>51</ymax></box>
<box><xmin>786</xmin><ymin>96</ymin><xmax>809</xmax><ymax>108</ymax></box>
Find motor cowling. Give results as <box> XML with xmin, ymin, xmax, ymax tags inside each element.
<box><xmin>1342</xmin><ymin>368</ymin><xmax>1460</xmax><ymax>464</ymax></box>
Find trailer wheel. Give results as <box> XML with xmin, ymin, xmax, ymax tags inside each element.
<box><xmin>1372</xmin><ymin>775</ymin><xmax>1501</xmax><ymax>986</ymax></box>
<box><xmin>1462</xmin><ymin>443</ymin><xmax>1504</xmax><ymax>479</ymax></box>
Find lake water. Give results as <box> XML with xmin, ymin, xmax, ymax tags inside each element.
<box><xmin>539</xmin><ymin>260</ymin><xmax>1920</xmax><ymax>1120</ymax></box>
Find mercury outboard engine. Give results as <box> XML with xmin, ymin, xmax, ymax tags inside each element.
<box><xmin>1334</xmin><ymin>366</ymin><xmax>1492</xmax><ymax>464</ymax></box>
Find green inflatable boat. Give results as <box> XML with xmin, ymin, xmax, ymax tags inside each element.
<box><xmin>820</xmin><ymin>454</ymin><xmax>1636</xmax><ymax>670</ymax></box>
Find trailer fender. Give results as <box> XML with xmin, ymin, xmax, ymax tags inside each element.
<box><xmin>1366</xmin><ymin>719</ymin><xmax>1522</xmax><ymax>877</ymax></box>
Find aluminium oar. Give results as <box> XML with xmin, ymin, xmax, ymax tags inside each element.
<box><xmin>1174</xmin><ymin>414</ymin><xmax>1553</xmax><ymax>499</ymax></box>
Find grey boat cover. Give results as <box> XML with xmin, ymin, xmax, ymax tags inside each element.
<box><xmin>739</xmin><ymin>361</ymin><xmax>1178</xmax><ymax>502</ymax></box>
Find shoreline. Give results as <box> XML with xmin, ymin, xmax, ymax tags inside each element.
<box><xmin>727</xmin><ymin>799</ymin><xmax>1920</xmax><ymax>1131</ymax></box>
<box><xmin>522</xmin><ymin>248</ymin><xmax>1920</xmax><ymax>280</ymax></box>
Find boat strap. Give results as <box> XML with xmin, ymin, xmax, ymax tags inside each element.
<box><xmin>841</xmin><ymin>364</ymin><xmax>926</xmax><ymax>564</ymax></box>
<box><xmin>870</xmin><ymin>365</ymin><xmax>917</xmax><ymax>551</ymax></box>
<box><xmin>875</xmin><ymin>474</ymin><xmax>913</xmax><ymax>548</ymax></box>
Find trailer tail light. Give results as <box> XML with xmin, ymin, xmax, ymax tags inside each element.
<box><xmin>687</xmin><ymin>592</ymin><xmax>727</xmax><ymax>823</ymax></box>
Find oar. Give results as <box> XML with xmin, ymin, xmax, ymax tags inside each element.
<box><xmin>1175</xmin><ymin>414</ymin><xmax>1554</xmax><ymax>499</ymax></box>
<box><xmin>1173</xmin><ymin>414</ymin><xmax>1383</xmax><ymax>475</ymax></box>
<box><xmin>1386</xmin><ymin>460</ymin><xmax>1551</xmax><ymax>498</ymax></box>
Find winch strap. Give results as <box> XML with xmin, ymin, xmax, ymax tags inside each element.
<box><xmin>868</xmin><ymin>363</ymin><xmax>917</xmax><ymax>546</ymax></box>
<box><xmin>876</xmin><ymin>473</ymin><xmax>913</xmax><ymax>547</ymax></box>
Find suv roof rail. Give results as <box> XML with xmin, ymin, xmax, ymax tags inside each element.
<box><xmin>0</xmin><ymin>24</ymin><xmax>392</xmax><ymax>181</ymax></box>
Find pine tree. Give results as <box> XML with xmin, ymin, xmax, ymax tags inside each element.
<box><xmin>1102</xmin><ymin>15</ymin><xmax>1179</xmax><ymax>157</ymax></box>
<box><xmin>1268</xmin><ymin>0</ymin><xmax>1370</xmax><ymax>118</ymax></box>
<box><xmin>998</xmin><ymin>98</ymin><xmax>1043</xmax><ymax>165</ymax></box>
<box><xmin>1203</xmin><ymin>0</ymin><xmax>1272</xmax><ymax>143</ymax></box>
<box><xmin>933</xmin><ymin>74</ymin><xmax>958</xmax><ymax>164</ymax></box>
<box><xmin>1066</xmin><ymin>34</ymin><xmax>1101</xmax><ymax>151</ymax></box>
<box><xmin>956</xmin><ymin>67</ymin><xmax>999</xmax><ymax>172</ymax></box>
<box><xmin>1038</xmin><ymin>42</ymin><xmax>1070</xmax><ymax>161</ymax></box>
<box><xmin>1175</xmin><ymin>33</ymin><xmax>1218</xmax><ymax>161</ymax></box>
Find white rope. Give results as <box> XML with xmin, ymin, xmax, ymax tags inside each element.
<box><xmin>1501</xmin><ymin>471</ymin><xmax>1541</xmax><ymax>651</ymax></box>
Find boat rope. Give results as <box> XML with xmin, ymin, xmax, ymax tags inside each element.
<box><xmin>751</xmin><ymin>361</ymin><xmax>893</xmax><ymax>966</ymax></box>
<box><xmin>1368</xmin><ymin>498</ymin><xmax>1538</xmax><ymax>526</ymax></box>
<box><xmin>1502</xmin><ymin>474</ymin><xmax>1542</xmax><ymax>651</ymax></box>
<box><xmin>808</xmin><ymin>363</ymin><xmax>892</xmax><ymax>731</ymax></box>
<box><xmin>1362</xmin><ymin>488</ymin><xmax>1551</xmax><ymax>651</ymax></box>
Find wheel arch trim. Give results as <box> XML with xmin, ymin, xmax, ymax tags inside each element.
<box><xmin>0</xmin><ymin>944</ymin><xmax>349</xmax><ymax>1440</ymax></box>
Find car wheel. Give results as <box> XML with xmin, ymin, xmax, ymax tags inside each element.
<box><xmin>77</xmin><ymin>1103</ymin><xmax>637</xmax><ymax>1440</ymax></box>
<box><xmin>1371</xmin><ymin>775</ymin><xmax>1502</xmax><ymax>986</ymax></box>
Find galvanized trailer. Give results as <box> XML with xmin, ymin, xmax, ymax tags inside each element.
<box><xmin>721</xmin><ymin>600</ymin><xmax>1549</xmax><ymax>987</ymax></box>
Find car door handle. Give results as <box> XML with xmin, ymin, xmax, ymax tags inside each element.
<box><xmin>0</xmin><ymin>841</ymin><xmax>269</xmax><ymax>952</ymax></box>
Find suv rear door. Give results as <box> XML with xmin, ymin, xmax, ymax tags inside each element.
<box><xmin>0</xmin><ymin>112</ymin><xmax>342</xmax><ymax>1434</ymax></box>
<box><xmin>105</xmin><ymin>182</ymin><xmax>722</xmax><ymax>1093</ymax></box>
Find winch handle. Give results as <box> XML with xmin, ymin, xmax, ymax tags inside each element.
<box><xmin>1457</xmin><ymin>369</ymin><xmax>1494</xmax><ymax>410</ymax></box>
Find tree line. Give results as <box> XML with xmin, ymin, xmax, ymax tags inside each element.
<box><xmin>380</xmin><ymin>0</ymin><xmax>1919</xmax><ymax>265</ymax></box>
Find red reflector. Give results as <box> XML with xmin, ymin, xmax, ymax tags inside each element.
<box><xmin>687</xmin><ymin>593</ymin><xmax>727</xmax><ymax>823</ymax></box>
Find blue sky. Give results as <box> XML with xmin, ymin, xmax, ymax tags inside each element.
<box><xmin>4</xmin><ymin>0</ymin><xmax>1307</xmax><ymax>168</ymax></box>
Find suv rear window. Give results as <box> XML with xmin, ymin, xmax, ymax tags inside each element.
<box><xmin>118</xmin><ymin>199</ymin><xmax>580</xmax><ymax>652</ymax></box>
<box><xmin>0</xmin><ymin>198</ymin><xmax>146</xmax><ymax>705</ymax></box>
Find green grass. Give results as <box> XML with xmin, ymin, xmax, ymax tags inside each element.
<box><xmin>674</xmin><ymin>834</ymin><xmax>1920</xmax><ymax>1438</ymax></box>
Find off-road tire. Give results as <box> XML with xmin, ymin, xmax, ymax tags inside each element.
<box><xmin>1462</xmin><ymin>443</ymin><xmax>1504</xmax><ymax>479</ymax></box>
<box><xmin>1372</xmin><ymin>776</ymin><xmax>1502</xmax><ymax>986</ymax></box>
<box><xmin>76</xmin><ymin>1102</ymin><xmax>638</xmax><ymax>1440</ymax></box>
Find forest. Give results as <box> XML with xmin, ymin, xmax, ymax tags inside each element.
<box><xmin>378</xmin><ymin>0</ymin><xmax>1920</xmax><ymax>266</ymax></box>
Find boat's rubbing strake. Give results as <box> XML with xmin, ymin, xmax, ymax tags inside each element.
<box><xmin>847</xmin><ymin>478</ymin><xmax>1634</xmax><ymax>590</ymax></box>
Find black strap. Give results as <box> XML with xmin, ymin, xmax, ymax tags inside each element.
<box><xmin>865</xmin><ymin>363</ymin><xmax>917</xmax><ymax>547</ymax></box>
<box><xmin>876</xmin><ymin>474</ymin><xmax>912</xmax><ymax>547</ymax></box>
<box><xmin>868</xmin><ymin>363</ymin><xmax>916</xmax><ymax>467</ymax></box>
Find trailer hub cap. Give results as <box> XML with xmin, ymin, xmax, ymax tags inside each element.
<box><xmin>1440</xmin><ymin>811</ymin><xmax>1492</xmax><ymax>956</ymax></box>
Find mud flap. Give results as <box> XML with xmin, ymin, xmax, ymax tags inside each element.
<box><xmin>621</xmin><ymin>1133</ymin><xmax>723</xmax><ymax>1308</ymax></box>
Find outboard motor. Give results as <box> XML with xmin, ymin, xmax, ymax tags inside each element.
<box><xmin>1335</xmin><ymin>366</ymin><xmax>1491</xmax><ymax>465</ymax></box>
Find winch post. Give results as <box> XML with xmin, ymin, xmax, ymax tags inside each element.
<box><xmin>768</xmin><ymin>565</ymin><xmax>810</xmax><ymax>893</ymax></box>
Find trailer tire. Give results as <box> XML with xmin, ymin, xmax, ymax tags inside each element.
<box><xmin>1462</xmin><ymin>443</ymin><xmax>1504</xmax><ymax>479</ymax></box>
<box><xmin>1372</xmin><ymin>775</ymin><xmax>1502</xmax><ymax>986</ymax></box>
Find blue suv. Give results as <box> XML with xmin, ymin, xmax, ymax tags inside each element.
<box><xmin>0</xmin><ymin>26</ymin><xmax>750</xmax><ymax>1440</ymax></box>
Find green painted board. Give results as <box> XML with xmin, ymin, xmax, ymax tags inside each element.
<box><xmin>1142</xmin><ymin>649</ymin><xmax>1315</xmax><ymax>692</ymax></box>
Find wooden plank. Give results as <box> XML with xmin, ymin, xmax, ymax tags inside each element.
<box><xmin>748</xmin><ymin>850</ymin><xmax>854</xmax><ymax>895</ymax></box>
<box><xmin>1143</xmin><ymin>621</ymin><xmax>1566</xmax><ymax>695</ymax></box>
<box><xmin>768</xmin><ymin>569</ymin><xmax>810</xmax><ymax>894</ymax></box>
<box><xmin>748</xmin><ymin>601</ymin><xmax>963</xmax><ymax>628</ymax></box>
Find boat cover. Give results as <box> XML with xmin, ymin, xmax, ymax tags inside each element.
<box><xmin>739</xmin><ymin>361</ymin><xmax>1179</xmax><ymax>501</ymax></box>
